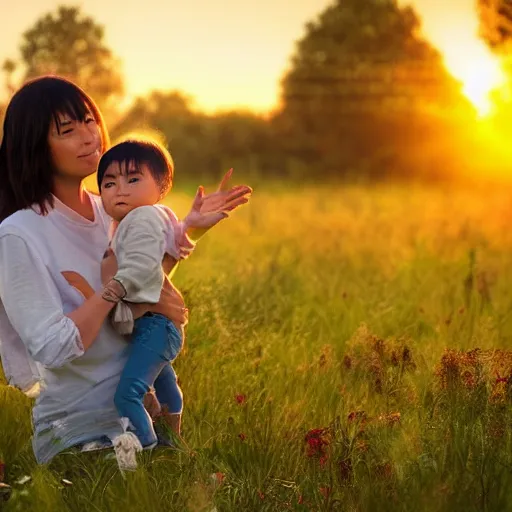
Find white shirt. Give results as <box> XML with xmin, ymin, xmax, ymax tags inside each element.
<box><xmin>0</xmin><ymin>193</ymin><xmax>137</xmax><ymax>462</ymax></box>
<box><xmin>110</xmin><ymin>204</ymin><xmax>195</xmax><ymax>333</ymax></box>
<box><xmin>112</xmin><ymin>204</ymin><xmax>194</xmax><ymax>303</ymax></box>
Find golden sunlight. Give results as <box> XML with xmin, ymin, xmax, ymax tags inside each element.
<box><xmin>408</xmin><ymin>0</ymin><xmax>507</xmax><ymax>117</ymax></box>
<box><xmin>443</xmin><ymin>40</ymin><xmax>505</xmax><ymax>116</ymax></box>
<box><xmin>420</xmin><ymin>6</ymin><xmax>506</xmax><ymax>118</ymax></box>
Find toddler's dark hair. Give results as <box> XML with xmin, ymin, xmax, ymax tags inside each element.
<box><xmin>97</xmin><ymin>139</ymin><xmax>173</xmax><ymax>196</ymax></box>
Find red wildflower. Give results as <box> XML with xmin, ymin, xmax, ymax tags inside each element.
<box><xmin>305</xmin><ymin>428</ymin><xmax>330</xmax><ymax>458</ymax></box>
<box><xmin>319</xmin><ymin>486</ymin><xmax>331</xmax><ymax>499</ymax></box>
<box><xmin>238</xmin><ymin>433</ymin><xmax>246</xmax><ymax>441</ymax></box>
<box><xmin>319</xmin><ymin>455</ymin><xmax>328</xmax><ymax>468</ymax></box>
<box><xmin>495</xmin><ymin>372</ymin><xmax>508</xmax><ymax>384</ymax></box>
<box><xmin>258</xmin><ymin>490</ymin><xmax>265</xmax><ymax>500</ymax></box>
<box><xmin>235</xmin><ymin>393</ymin><xmax>247</xmax><ymax>405</ymax></box>
<box><xmin>211</xmin><ymin>472</ymin><xmax>225</xmax><ymax>486</ymax></box>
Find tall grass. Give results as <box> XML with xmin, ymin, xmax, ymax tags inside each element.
<box><xmin>2</xmin><ymin>182</ymin><xmax>512</xmax><ymax>511</ymax></box>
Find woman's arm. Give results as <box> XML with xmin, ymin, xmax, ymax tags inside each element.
<box><xmin>65</xmin><ymin>284</ymin><xmax>120</xmax><ymax>350</ymax></box>
<box><xmin>145</xmin><ymin>272</ymin><xmax>188</xmax><ymax>323</ymax></box>
<box><xmin>98</xmin><ymin>250</ymin><xmax>186</xmax><ymax>323</ymax></box>
<box><xmin>0</xmin><ymin>234</ymin><xmax>117</xmax><ymax>368</ymax></box>
<box><xmin>59</xmin><ymin>270</ymin><xmax>122</xmax><ymax>350</ymax></box>
<box><xmin>98</xmin><ymin>252</ymin><xmax>187</xmax><ymax>326</ymax></box>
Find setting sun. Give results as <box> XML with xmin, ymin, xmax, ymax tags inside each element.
<box><xmin>407</xmin><ymin>0</ymin><xmax>507</xmax><ymax>118</ymax></box>
<box><xmin>442</xmin><ymin>38</ymin><xmax>506</xmax><ymax>117</ymax></box>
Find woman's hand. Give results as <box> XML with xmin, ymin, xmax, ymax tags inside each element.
<box><xmin>101</xmin><ymin>248</ymin><xmax>118</xmax><ymax>287</ymax></box>
<box><xmin>132</xmin><ymin>275</ymin><xmax>188</xmax><ymax>328</ymax></box>
<box><xmin>82</xmin><ymin>250</ymin><xmax>188</xmax><ymax>330</ymax></box>
<box><xmin>61</xmin><ymin>271</ymin><xmax>95</xmax><ymax>299</ymax></box>
<box><xmin>184</xmin><ymin>168</ymin><xmax>252</xmax><ymax>240</ymax></box>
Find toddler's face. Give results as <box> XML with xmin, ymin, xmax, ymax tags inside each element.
<box><xmin>100</xmin><ymin>161</ymin><xmax>161</xmax><ymax>221</ymax></box>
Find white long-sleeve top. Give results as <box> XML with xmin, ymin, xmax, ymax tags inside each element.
<box><xmin>0</xmin><ymin>192</ymin><xmax>189</xmax><ymax>463</ymax></box>
<box><xmin>112</xmin><ymin>204</ymin><xmax>194</xmax><ymax>302</ymax></box>
<box><xmin>110</xmin><ymin>205</ymin><xmax>195</xmax><ymax>334</ymax></box>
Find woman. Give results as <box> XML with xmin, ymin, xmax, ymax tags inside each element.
<box><xmin>0</xmin><ymin>76</ymin><xmax>251</xmax><ymax>464</ymax></box>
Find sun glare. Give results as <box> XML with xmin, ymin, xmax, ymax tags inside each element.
<box><xmin>435</xmin><ymin>28</ymin><xmax>506</xmax><ymax>117</ymax></box>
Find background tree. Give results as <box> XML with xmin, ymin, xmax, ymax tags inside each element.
<box><xmin>274</xmin><ymin>0</ymin><xmax>469</xmax><ymax>179</ymax></box>
<box><xmin>479</xmin><ymin>0</ymin><xmax>512</xmax><ymax>49</ymax></box>
<box><xmin>113</xmin><ymin>91</ymin><xmax>281</xmax><ymax>180</ymax></box>
<box><xmin>112</xmin><ymin>91</ymin><xmax>217</xmax><ymax>179</ymax></box>
<box><xmin>9</xmin><ymin>5</ymin><xmax>124</xmax><ymax>122</ymax></box>
<box><xmin>2</xmin><ymin>59</ymin><xmax>17</xmax><ymax>97</ymax></box>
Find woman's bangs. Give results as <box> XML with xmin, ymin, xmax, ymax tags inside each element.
<box><xmin>47</xmin><ymin>83</ymin><xmax>94</xmax><ymax>132</ymax></box>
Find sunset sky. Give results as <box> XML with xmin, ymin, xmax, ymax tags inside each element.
<box><xmin>0</xmin><ymin>0</ymin><xmax>496</xmax><ymax>113</ymax></box>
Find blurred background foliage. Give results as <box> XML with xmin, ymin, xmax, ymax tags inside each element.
<box><xmin>2</xmin><ymin>1</ymin><xmax>512</xmax><ymax>184</ymax></box>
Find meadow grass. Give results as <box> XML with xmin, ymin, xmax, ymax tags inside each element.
<box><xmin>2</xmin><ymin>182</ymin><xmax>512</xmax><ymax>511</ymax></box>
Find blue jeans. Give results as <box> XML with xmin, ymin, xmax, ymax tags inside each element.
<box><xmin>114</xmin><ymin>313</ymin><xmax>183</xmax><ymax>447</ymax></box>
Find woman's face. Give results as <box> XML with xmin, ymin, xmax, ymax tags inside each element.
<box><xmin>47</xmin><ymin>111</ymin><xmax>102</xmax><ymax>181</ymax></box>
